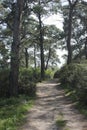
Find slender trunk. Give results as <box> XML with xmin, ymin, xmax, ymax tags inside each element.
<box><xmin>85</xmin><ymin>37</ymin><xmax>87</xmax><ymax>59</ymax></box>
<box><xmin>9</xmin><ymin>0</ymin><xmax>23</xmax><ymax>97</ymax></box>
<box><xmin>45</xmin><ymin>48</ymin><xmax>51</xmax><ymax>70</ymax></box>
<box><xmin>38</xmin><ymin>5</ymin><xmax>45</xmax><ymax>79</ymax></box>
<box><xmin>25</xmin><ymin>48</ymin><xmax>29</xmax><ymax>68</ymax></box>
<box><xmin>67</xmin><ymin>7</ymin><xmax>73</xmax><ymax>64</ymax></box>
<box><xmin>34</xmin><ymin>44</ymin><xmax>36</xmax><ymax>69</ymax></box>
<box><xmin>39</xmin><ymin>20</ymin><xmax>45</xmax><ymax>79</ymax></box>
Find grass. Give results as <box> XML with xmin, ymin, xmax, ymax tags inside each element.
<box><xmin>56</xmin><ymin>119</ymin><xmax>66</xmax><ymax>127</ymax></box>
<box><xmin>63</xmin><ymin>86</ymin><xmax>87</xmax><ymax>117</ymax></box>
<box><xmin>56</xmin><ymin>113</ymin><xmax>67</xmax><ymax>128</ymax></box>
<box><xmin>0</xmin><ymin>95</ymin><xmax>34</xmax><ymax>130</ymax></box>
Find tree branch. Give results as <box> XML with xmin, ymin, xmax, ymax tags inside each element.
<box><xmin>67</xmin><ymin>0</ymin><xmax>71</xmax><ymax>6</ymax></box>
<box><xmin>73</xmin><ymin>0</ymin><xmax>78</xmax><ymax>7</ymax></box>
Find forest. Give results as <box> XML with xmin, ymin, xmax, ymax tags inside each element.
<box><xmin>0</xmin><ymin>0</ymin><xmax>87</xmax><ymax>130</ymax></box>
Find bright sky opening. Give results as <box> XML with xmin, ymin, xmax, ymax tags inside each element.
<box><xmin>44</xmin><ymin>14</ymin><xmax>67</xmax><ymax>67</ymax></box>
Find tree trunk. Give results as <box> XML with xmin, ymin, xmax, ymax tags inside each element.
<box><xmin>34</xmin><ymin>44</ymin><xmax>37</xmax><ymax>69</ymax></box>
<box><xmin>25</xmin><ymin>48</ymin><xmax>29</xmax><ymax>68</ymax></box>
<box><xmin>85</xmin><ymin>37</ymin><xmax>87</xmax><ymax>59</ymax></box>
<box><xmin>9</xmin><ymin>0</ymin><xmax>23</xmax><ymax>97</ymax></box>
<box><xmin>67</xmin><ymin>0</ymin><xmax>78</xmax><ymax>64</ymax></box>
<box><xmin>67</xmin><ymin>7</ymin><xmax>73</xmax><ymax>64</ymax></box>
<box><xmin>45</xmin><ymin>48</ymin><xmax>51</xmax><ymax>70</ymax></box>
<box><xmin>39</xmin><ymin>19</ymin><xmax>45</xmax><ymax>79</ymax></box>
<box><xmin>38</xmin><ymin>2</ymin><xmax>45</xmax><ymax>79</ymax></box>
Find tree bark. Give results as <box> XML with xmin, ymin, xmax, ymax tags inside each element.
<box><xmin>9</xmin><ymin>0</ymin><xmax>24</xmax><ymax>97</ymax></box>
<box><xmin>34</xmin><ymin>44</ymin><xmax>37</xmax><ymax>69</ymax></box>
<box><xmin>67</xmin><ymin>7</ymin><xmax>73</xmax><ymax>64</ymax></box>
<box><xmin>38</xmin><ymin>1</ymin><xmax>45</xmax><ymax>79</ymax></box>
<box><xmin>45</xmin><ymin>48</ymin><xmax>51</xmax><ymax>70</ymax></box>
<box><xmin>25</xmin><ymin>48</ymin><xmax>29</xmax><ymax>68</ymax></box>
<box><xmin>67</xmin><ymin>0</ymin><xmax>78</xmax><ymax>64</ymax></box>
<box><xmin>85</xmin><ymin>37</ymin><xmax>87</xmax><ymax>59</ymax></box>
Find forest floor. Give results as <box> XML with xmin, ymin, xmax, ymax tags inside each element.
<box><xmin>20</xmin><ymin>80</ymin><xmax>87</xmax><ymax>130</ymax></box>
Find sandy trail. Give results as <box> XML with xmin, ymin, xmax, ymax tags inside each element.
<box><xmin>20</xmin><ymin>80</ymin><xmax>87</xmax><ymax>130</ymax></box>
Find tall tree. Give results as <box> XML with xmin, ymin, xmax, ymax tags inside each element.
<box><xmin>61</xmin><ymin>0</ymin><xmax>78</xmax><ymax>64</ymax></box>
<box><xmin>9</xmin><ymin>0</ymin><xmax>24</xmax><ymax>96</ymax></box>
<box><xmin>66</xmin><ymin>0</ymin><xmax>78</xmax><ymax>64</ymax></box>
<box><xmin>38</xmin><ymin>0</ymin><xmax>45</xmax><ymax>79</ymax></box>
<box><xmin>33</xmin><ymin>0</ymin><xmax>45</xmax><ymax>79</ymax></box>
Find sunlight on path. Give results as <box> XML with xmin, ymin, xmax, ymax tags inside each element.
<box><xmin>20</xmin><ymin>80</ymin><xmax>87</xmax><ymax>130</ymax></box>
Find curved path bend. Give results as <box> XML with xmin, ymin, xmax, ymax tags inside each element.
<box><xmin>20</xmin><ymin>80</ymin><xmax>87</xmax><ymax>130</ymax></box>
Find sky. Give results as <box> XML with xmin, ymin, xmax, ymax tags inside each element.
<box><xmin>44</xmin><ymin>14</ymin><xmax>67</xmax><ymax>67</ymax></box>
<box><xmin>44</xmin><ymin>14</ymin><xmax>63</xmax><ymax>30</ymax></box>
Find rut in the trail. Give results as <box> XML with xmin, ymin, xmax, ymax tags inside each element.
<box><xmin>20</xmin><ymin>80</ymin><xmax>87</xmax><ymax>130</ymax></box>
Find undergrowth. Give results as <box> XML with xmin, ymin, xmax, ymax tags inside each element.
<box><xmin>57</xmin><ymin>63</ymin><xmax>87</xmax><ymax>116</ymax></box>
<box><xmin>0</xmin><ymin>95</ymin><xmax>34</xmax><ymax>130</ymax></box>
<box><xmin>63</xmin><ymin>86</ymin><xmax>87</xmax><ymax>117</ymax></box>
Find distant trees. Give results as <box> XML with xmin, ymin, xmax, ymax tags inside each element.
<box><xmin>61</xmin><ymin>0</ymin><xmax>87</xmax><ymax>63</ymax></box>
<box><xmin>61</xmin><ymin>0</ymin><xmax>79</xmax><ymax>64</ymax></box>
<box><xmin>33</xmin><ymin>0</ymin><xmax>45</xmax><ymax>79</ymax></box>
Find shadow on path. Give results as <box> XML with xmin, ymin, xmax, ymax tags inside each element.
<box><xmin>20</xmin><ymin>80</ymin><xmax>87</xmax><ymax>130</ymax></box>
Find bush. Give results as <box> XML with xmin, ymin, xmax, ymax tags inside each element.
<box><xmin>53</xmin><ymin>70</ymin><xmax>60</xmax><ymax>78</ymax></box>
<box><xmin>59</xmin><ymin>63</ymin><xmax>87</xmax><ymax>104</ymax></box>
<box><xmin>0</xmin><ymin>68</ymin><xmax>38</xmax><ymax>97</ymax></box>
<box><xmin>59</xmin><ymin>64</ymin><xmax>83</xmax><ymax>88</ymax></box>
<box><xmin>19</xmin><ymin>68</ymin><xmax>41</xmax><ymax>83</ymax></box>
<box><xmin>32</xmin><ymin>68</ymin><xmax>41</xmax><ymax>82</ymax></box>
<box><xmin>19</xmin><ymin>68</ymin><xmax>38</xmax><ymax>96</ymax></box>
<box><xmin>45</xmin><ymin>69</ymin><xmax>54</xmax><ymax>79</ymax></box>
<box><xmin>18</xmin><ymin>81</ymin><xmax>36</xmax><ymax>97</ymax></box>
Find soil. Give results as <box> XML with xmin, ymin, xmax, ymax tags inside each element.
<box><xmin>20</xmin><ymin>80</ymin><xmax>87</xmax><ymax>130</ymax></box>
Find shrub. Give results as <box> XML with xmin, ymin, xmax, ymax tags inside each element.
<box><xmin>32</xmin><ymin>68</ymin><xmax>41</xmax><ymax>82</ymax></box>
<box><xmin>19</xmin><ymin>68</ymin><xmax>37</xmax><ymax>96</ymax></box>
<box><xmin>19</xmin><ymin>68</ymin><xmax>41</xmax><ymax>83</ymax></box>
<box><xmin>45</xmin><ymin>69</ymin><xmax>54</xmax><ymax>79</ymax></box>
<box><xmin>59</xmin><ymin>63</ymin><xmax>87</xmax><ymax>104</ymax></box>
<box><xmin>59</xmin><ymin>64</ymin><xmax>83</xmax><ymax>88</ymax></box>
<box><xmin>53</xmin><ymin>70</ymin><xmax>60</xmax><ymax>78</ymax></box>
<box><xmin>18</xmin><ymin>81</ymin><xmax>36</xmax><ymax>97</ymax></box>
<box><xmin>0</xmin><ymin>68</ymin><xmax>37</xmax><ymax>97</ymax></box>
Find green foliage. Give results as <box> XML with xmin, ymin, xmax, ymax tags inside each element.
<box><xmin>53</xmin><ymin>70</ymin><xmax>60</xmax><ymax>78</ymax></box>
<box><xmin>45</xmin><ymin>69</ymin><xmax>54</xmax><ymax>79</ymax></box>
<box><xmin>56</xmin><ymin>120</ymin><xmax>66</xmax><ymax>128</ymax></box>
<box><xmin>76</xmin><ymin>103</ymin><xmax>87</xmax><ymax>116</ymax></box>
<box><xmin>0</xmin><ymin>95</ymin><xmax>34</xmax><ymax>130</ymax></box>
<box><xmin>59</xmin><ymin>64</ymin><xmax>83</xmax><ymax>87</ymax></box>
<box><xmin>59</xmin><ymin>63</ymin><xmax>87</xmax><ymax>105</ymax></box>
<box><xmin>19</xmin><ymin>68</ymin><xmax>41</xmax><ymax>82</ymax></box>
<box><xmin>33</xmin><ymin>5</ymin><xmax>44</xmax><ymax>15</ymax></box>
<box><xmin>0</xmin><ymin>68</ymin><xmax>40</xmax><ymax>97</ymax></box>
<box><xmin>19</xmin><ymin>68</ymin><xmax>41</xmax><ymax>96</ymax></box>
<box><xmin>18</xmin><ymin>81</ymin><xmax>36</xmax><ymax>97</ymax></box>
<box><xmin>56</xmin><ymin>114</ymin><xmax>67</xmax><ymax>128</ymax></box>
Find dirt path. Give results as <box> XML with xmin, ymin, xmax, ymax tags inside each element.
<box><xmin>20</xmin><ymin>80</ymin><xmax>87</xmax><ymax>130</ymax></box>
